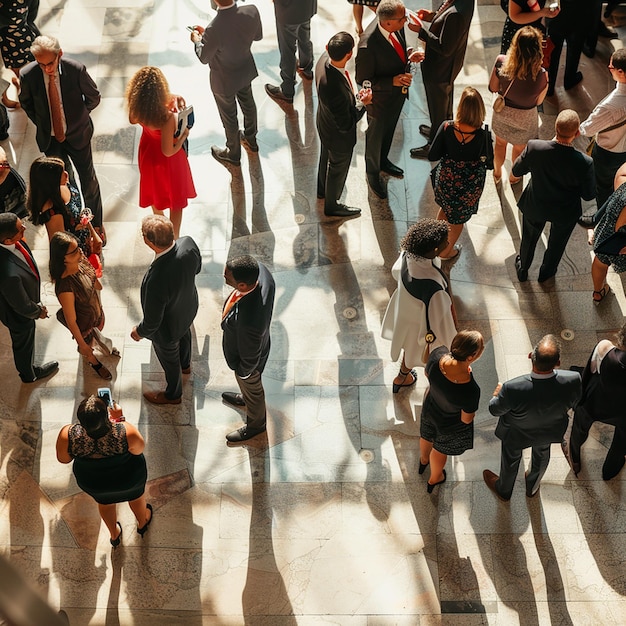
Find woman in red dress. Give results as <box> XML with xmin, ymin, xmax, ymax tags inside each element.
<box><xmin>125</xmin><ymin>66</ymin><xmax>196</xmax><ymax>238</ymax></box>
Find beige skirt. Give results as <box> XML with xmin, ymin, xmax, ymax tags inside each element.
<box><xmin>492</xmin><ymin>104</ymin><xmax>538</xmax><ymax>145</ymax></box>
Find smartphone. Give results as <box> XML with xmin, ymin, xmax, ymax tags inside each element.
<box><xmin>186</xmin><ymin>26</ymin><xmax>196</xmax><ymax>32</ymax></box>
<box><xmin>97</xmin><ymin>387</ymin><xmax>113</xmax><ymax>408</ymax></box>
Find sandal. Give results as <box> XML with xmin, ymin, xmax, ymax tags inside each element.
<box><xmin>392</xmin><ymin>368</ymin><xmax>417</xmax><ymax>393</ymax></box>
<box><xmin>439</xmin><ymin>243</ymin><xmax>462</xmax><ymax>261</ymax></box>
<box><xmin>593</xmin><ymin>284</ymin><xmax>611</xmax><ymax>305</ymax></box>
<box><xmin>137</xmin><ymin>504</ymin><xmax>153</xmax><ymax>538</ymax></box>
<box><xmin>90</xmin><ymin>359</ymin><xmax>112</xmax><ymax>380</ymax></box>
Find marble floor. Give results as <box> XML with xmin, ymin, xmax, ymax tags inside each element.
<box><xmin>2</xmin><ymin>0</ymin><xmax>626</xmax><ymax>624</ymax></box>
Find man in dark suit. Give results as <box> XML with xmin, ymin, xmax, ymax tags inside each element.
<box><xmin>316</xmin><ymin>32</ymin><xmax>372</xmax><ymax>218</ymax></box>
<box><xmin>484</xmin><ymin>335</ymin><xmax>581</xmax><ymax>501</ymax></box>
<box><xmin>190</xmin><ymin>0</ymin><xmax>262</xmax><ymax>167</ymax></box>
<box><xmin>19</xmin><ymin>35</ymin><xmax>104</xmax><ymax>233</ymax></box>
<box><xmin>131</xmin><ymin>215</ymin><xmax>202</xmax><ymax>405</ymax></box>
<box><xmin>265</xmin><ymin>0</ymin><xmax>317</xmax><ymax>104</ymax></box>
<box><xmin>221</xmin><ymin>255</ymin><xmax>275</xmax><ymax>443</ymax></box>
<box><xmin>408</xmin><ymin>0</ymin><xmax>475</xmax><ymax>159</ymax></box>
<box><xmin>355</xmin><ymin>0</ymin><xmax>423</xmax><ymax>199</ymax></box>
<box><xmin>512</xmin><ymin>109</ymin><xmax>596</xmax><ymax>283</ymax></box>
<box><xmin>0</xmin><ymin>213</ymin><xmax>57</xmax><ymax>383</ymax></box>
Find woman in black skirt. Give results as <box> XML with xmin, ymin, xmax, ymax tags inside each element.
<box><xmin>56</xmin><ymin>395</ymin><xmax>153</xmax><ymax>547</ymax></box>
<box><xmin>348</xmin><ymin>0</ymin><xmax>379</xmax><ymax>35</ymax></box>
<box><xmin>419</xmin><ymin>330</ymin><xmax>484</xmax><ymax>493</ymax></box>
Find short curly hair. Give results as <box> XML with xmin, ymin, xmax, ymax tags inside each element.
<box><xmin>400</xmin><ymin>219</ymin><xmax>449</xmax><ymax>257</ymax></box>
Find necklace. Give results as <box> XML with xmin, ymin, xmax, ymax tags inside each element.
<box><xmin>439</xmin><ymin>354</ymin><xmax>470</xmax><ymax>383</ymax></box>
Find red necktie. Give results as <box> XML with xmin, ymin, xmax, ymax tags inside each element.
<box><xmin>48</xmin><ymin>75</ymin><xmax>66</xmax><ymax>143</ymax></box>
<box><xmin>15</xmin><ymin>241</ymin><xmax>39</xmax><ymax>278</ymax></box>
<box><xmin>344</xmin><ymin>71</ymin><xmax>354</xmax><ymax>94</ymax></box>
<box><xmin>389</xmin><ymin>32</ymin><xmax>407</xmax><ymax>63</ymax></box>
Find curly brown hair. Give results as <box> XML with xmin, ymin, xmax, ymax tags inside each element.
<box><xmin>125</xmin><ymin>66</ymin><xmax>171</xmax><ymax>128</ymax></box>
<box><xmin>500</xmin><ymin>26</ymin><xmax>544</xmax><ymax>81</ymax></box>
<box><xmin>400</xmin><ymin>219</ymin><xmax>449</xmax><ymax>257</ymax></box>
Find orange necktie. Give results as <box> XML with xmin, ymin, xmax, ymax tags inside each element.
<box><xmin>222</xmin><ymin>290</ymin><xmax>243</xmax><ymax>321</ymax></box>
<box><xmin>48</xmin><ymin>75</ymin><xmax>66</xmax><ymax>143</ymax></box>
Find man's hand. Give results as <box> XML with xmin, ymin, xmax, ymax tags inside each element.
<box><xmin>417</xmin><ymin>9</ymin><xmax>434</xmax><ymax>22</ymax></box>
<box><xmin>393</xmin><ymin>73</ymin><xmax>412</xmax><ymax>88</ymax></box>
<box><xmin>358</xmin><ymin>87</ymin><xmax>373</xmax><ymax>105</ymax></box>
<box><xmin>492</xmin><ymin>382</ymin><xmax>502</xmax><ymax>397</ymax></box>
<box><xmin>38</xmin><ymin>305</ymin><xmax>48</xmax><ymax>319</ymax></box>
<box><xmin>408</xmin><ymin>50</ymin><xmax>425</xmax><ymax>63</ymax></box>
<box><xmin>130</xmin><ymin>326</ymin><xmax>142</xmax><ymax>342</ymax></box>
<box><xmin>190</xmin><ymin>25</ymin><xmax>204</xmax><ymax>43</ymax></box>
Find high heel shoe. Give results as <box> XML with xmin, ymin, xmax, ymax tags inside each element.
<box><xmin>593</xmin><ymin>284</ymin><xmax>611</xmax><ymax>306</ymax></box>
<box><xmin>392</xmin><ymin>368</ymin><xmax>417</xmax><ymax>393</ymax></box>
<box><xmin>418</xmin><ymin>461</ymin><xmax>429</xmax><ymax>475</ymax></box>
<box><xmin>427</xmin><ymin>470</ymin><xmax>446</xmax><ymax>493</ymax></box>
<box><xmin>110</xmin><ymin>522</ymin><xmax>122</xmax><ymax>548</ymax></box>
<box><xmin>137</xmin><ymin>503</ymin><xmax>153</xmax><ymax>537</ymax></box>
<box><xmin>89</xmin><ymin>359</ymin><xmax>112</xmax><ymax>380</ymax></box>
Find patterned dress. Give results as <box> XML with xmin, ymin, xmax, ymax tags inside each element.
<box><xmin>0</xmin><ymin>0</ymin><xmax>39</xmax><ymax>70</ymax></box>
<box><xmin>594</xmin><ymin>181</ymin><xmax>626</xmax><ymax>274</ymax></box>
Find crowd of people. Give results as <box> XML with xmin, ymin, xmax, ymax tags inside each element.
<box><xmin>0</xmin><ymin>0</ymin><xmax>625</xmax><ymax>544</ymax></box>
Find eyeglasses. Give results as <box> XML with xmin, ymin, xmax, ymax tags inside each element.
<box><xmin>0</xmin><ymin>161</ymin><xmax>10</xmax><ymax>169</ymax></box>
<box><xmin>37</xmin><ymin>54</ymin><xmax>59</xmax><ymax>69</ymax></box>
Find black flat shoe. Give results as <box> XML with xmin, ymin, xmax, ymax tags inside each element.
<box><xmin>418</xmin><ymin>461</ymin><xmax>429</xmax><ymax>475</ymax></box>
<box><xmin>427</xmin><ymin>470</ymin><xmax>446</xmax><ymax>493</ymax></box>
<box><xmin>110</xmin><ymin>522</ymin><xmax>122</xmax><ymax>548</ymax></box>
<box><xmin>137</xmin><ymin>504</ymin><xmax>153</xmax><ymax>537</ymax></box>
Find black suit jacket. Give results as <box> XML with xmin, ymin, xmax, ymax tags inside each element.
<box><xmin>196</xmin><ymin>4</ymin><xmax>262</xmax><ymax>97</ymax></box>
<box><xmin>512</xmin><ymin>140</ymin><xmax>596</xmax><ymax>224</ymax></box>
<box><xmin>138</xmin><ymin>237</ymin><xmax>201</xmax><ymax>344</ymax></box>
<box><xmin>221</xmin><ymin>262</ymin><xmax>275</xmax><ymax>378</ymax></box>
<box><xmin>0</xmin><ymin>242</ymin><xmax>42</xmax><ymax>330</ymax></box>
<box><xmin>315</xmin><ymin>55</ymin><xmax>365</xmax><ymax>153</ymax></box>
<box><xmin>420</xmin><ymin>0</ymin><xmax>474</xmax><ymax>84</ymax></box>
<box><xmin>274</xmin><ymin>0</ymin><xmax>316</xmax><ymax>24</ymax></box>
<box><xmin>19</xmin><ymin>57</ymin><xmax>101</xmax><ymax>152</ymax></box>
<box><xmin>489</xmin><ymin>370</ymin><xmax>582</xmax><ymax>448</ymax></box>
<box><xmin>355</xmin><ymin>22</ymin><xmax>408</xmax><ymax>118</ymax></box>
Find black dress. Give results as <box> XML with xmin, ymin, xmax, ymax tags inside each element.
<box><xmin>420</xmin><ymin>345</ymin><xmax>481</xmax><ymax>455</ymax></box>
<box><xmin>68</xmin><ymin>422</ymin><xmax>147</xmax><ymax>505</ymax></box>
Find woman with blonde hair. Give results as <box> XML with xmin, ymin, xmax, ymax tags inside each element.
<box><xmin>489</xmin><ymin>26</ymin><xmax>548</xmax><ymax>185</ymax></box>
<box><xmin>125</xmin><ymin>66</ymin><xmax>196</xmax><ymax>238</ymax></box>
<box><xmin>428</xmin><ymin>86</ymin><xmax>493</xmax><ymax>259</ymax></box>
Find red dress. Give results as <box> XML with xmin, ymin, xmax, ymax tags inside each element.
<box><xmin>138</xmin><ymin>125</ymin><xmax>196</xmax><ymax>211</ymax></box>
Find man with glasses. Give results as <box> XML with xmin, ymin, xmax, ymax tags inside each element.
<box><xmin>0</xmin><ymin>213</ymin><xmax>58</xmax><ymax>383</ymax></box>
<box><xmin>579</xmin><ymin>49</ymin><xmax>626</xmax><ymax>223</ymax></box>
<box><xmin>19</xmin><ymin>35</ymin><xmax>105</xmax><ymax>239</ymax></box>
<box><xmin>356</xmin><ymin>0</ymin><xmax>423</xmax><ymax>199</ymax></box>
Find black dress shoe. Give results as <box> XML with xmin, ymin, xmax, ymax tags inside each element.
<box><xmin>537</xmin><ymin>269</ymin><xmax>556</xmax><ymax>283</ymax></box>
<box><xmin>222</xmin><ymin>391</ymin><xmax>246</xmax><ymax>407</ymax></box>
<box><xmin>577</xmin><ymin>214</ymin><xmax>596</xmax><ymax>228</ymax></box>
<box><xmin>419</xmin><ymin>124</ymin><xmax>431</xmax><ymax>138</ymax></box>
<box><xmin>324</xmin><ymin>204</ymin><xmax>361</xmax><ymax>218</ymax></box>
<box><xmin>317</xmin><ymin>189</ymin><xmax>325</xmax><ymax>199</ymax></box>
<box><xmin>410</xmin><ymin>144</ymin><xmax>430</xmax><ymax>159</ymax></box>
<box><xmin>583</xmin><ymin>44</ymin><xmax>595</xmax><ymax>58</ymax></box>
<box><xmin>602</xmin><ymin>454</ymin><xmax>625</xmax><ymax>480</ymax></box>
<box><xmin>514</xmin><ymin>255</ymin><xmax>528</xmax><ymax>282</ymax></box>
<box><xmin>367</xmin><ymin>174</ymin><xmax>387</xmax><ymax>199</ymax></box>
<box><xmin>21</xmin><ymin>361</ymin><xmax>59</xmax><ymax>383</ymax></box>
<box><xmin>265</xmin><ymin>83</ymin><xmax>293</xmax><ymax>104</ymax></box>
<box><xmin>564</xmin><ymin>71</ymin><xmax>583</xmax><ymax>90</ymax></box>
<box><xmin>381</xmin><ymin>162</ymin><xmax>404</xmax><ymax>178</ymax></box>
<box><xmin>598</xmin><ymin>21</ymin><xmax>618</xmax><ymax>39</ymax></box>
<box><xmin>239</xmin><ymin>131</ymin><xmax>259</xmax><ymax>153</ymax></box>
<box><xmin>226</xmin><ymin>425</ymin><xmax>266</xmax><ymax>442</ymax></box>
<box><xmin>211</xmin><ymin>146</ymin><xmax>240</xmax><ymax>167</ymax></box>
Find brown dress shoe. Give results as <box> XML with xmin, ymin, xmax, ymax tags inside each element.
<box><xmin>143</xmin><ymin>390</ymin><xmax>182</xmax><ymax>405</ymax></box>
<box><xmin>483</xmin><ymin>469</ymin><xmax>510</xmax><ymax>501</ymax></box>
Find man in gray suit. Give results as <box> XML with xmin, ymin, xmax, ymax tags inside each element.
<box><xmin>131</xmin><ymin>215</ymin><xmax>202</xmax><ymax>405</ymax></box>
<box><xmin>190</xmin><ymin>0</ymin><xmax>262</xmax><ymax>167</ymax></box>
<box><xmin>484</xmin><ymin>335</ymin><xmax>581</xmax><ymax>500</ymax></box>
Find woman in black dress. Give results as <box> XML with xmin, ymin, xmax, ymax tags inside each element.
<box><xmin>419</xmin><ymin>330</ymin><xmax>484</xmax><ymax>493</ymax></box>
<box><xmin>56</xmin><ymin>395</ymin><xmax>153</xmax><ymax>548</ymax></box>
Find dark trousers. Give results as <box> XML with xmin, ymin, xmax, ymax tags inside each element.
<box><xmin>152</xmin><ymin>329</ymin><xmax>191</xmax><ymax>400</ymax></box>
<box><xmin>496</xmin><ymin>441</ymin><xmax>551</xmax><ymax>499</ymax></box>
<box><xmin>519</xmin><ymin>215</ymin><xmax>577</xmax><ymax>278</ymax></box>
<box><xmin>423</xmin><ymin>79</ymin><xmax>453</xmax><ymax>142</ymax></box>
<box><xmin>213</xmin><ymin>84</ymin><xmax>257</xmax><ymax>162</ymax></box>
<box><xmin>276</xmin><ymin>19</ymin><xmax>313</xmax><ymax>98</ymax></box>
<box><xmin>46</xmin><ymin>137</ymin><xmax>104</xmax><ymax>227</ymax></box>
<box><xmin>591</xmin><ymin>143</ymin><xmax>626</xmax><ymax>211</ymax></box>
<box><xmin>7</xmin><ymin>319</ymin><xmax>36</xmax><ymax>381</ymax></box>
<box><xmin>365</xmin><ymin>96</ymin><xmax>405</xmax><ymax>175</ymax></box>
<box><xmin>570</xmin><ymin>404</ymin><xmax>626</xmax><ymax>475</ymax></box>
<box><xmin>317</xmin><ymin>142</ymin><xmax>352</xmax><ymax>211</ymax></box>
<box><xmin>235</xmin><ymin>369</ymin><xmax>266</xmax><ymax>432</ymax></box>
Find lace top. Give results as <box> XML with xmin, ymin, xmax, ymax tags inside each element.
<box><xmin>68</xmin><ymin>422</ymin><xmax>128</xmax><ymax>459</ymax></box>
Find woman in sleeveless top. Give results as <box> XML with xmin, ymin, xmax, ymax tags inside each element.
<box><xmin>419</xmin><ymin>330</ymin><xmax>484</xmax><ymax>493</ymax></box>
<box><xmin>381</xmin><ymin>219</ymin><xmax>457</xmax><ymax>393</ymax></box>
<box><xmin>56</xmin><ymin>395</ymin><xmax>152</xmax><ymax>548</ymax></box>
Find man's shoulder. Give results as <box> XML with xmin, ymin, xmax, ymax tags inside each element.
<box><xmin>555</xmin><ymin>369</ymin><xmax>582</xmax><ymax>385</ymax></box>
<box><xmin>359</xmin><ymin>24</ymin><xmax>383</xmax><ymax>50</ymax></box>
<box><xmin>20</xmin><ymin>60</ymin><xmax>40</xmax><ymax>80</ymax></box>
<box><xmin>60</xmin><ymin>57</ymin><xmax>87</xmax><ymax>73</ymax></box>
